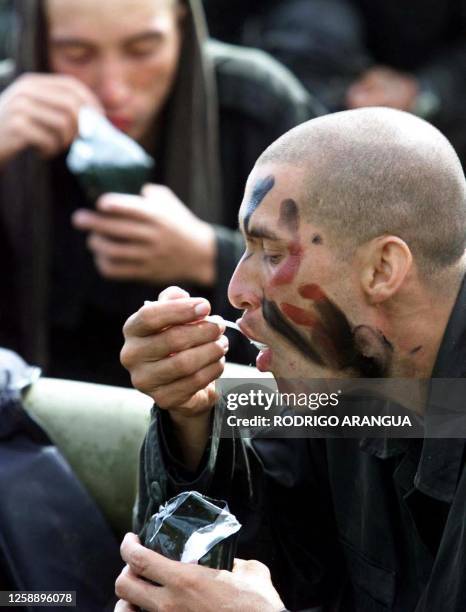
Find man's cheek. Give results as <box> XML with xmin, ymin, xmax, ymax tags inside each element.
<box><xmin>281</xmin><ymin>302</ymin><xmax>318</xmax><ymax>327</ymax></box>
<box><xmin>265</xmin><ymin>283</ymin><xmax>352</xmax><ymax>369</ymax></box>
<box><xmin>275</xmin><ymin>284</ymin><xmax>394</xmax><ymax>376</ymax></box>
<box><xmin>270</xmin><ymin>197</ymin><xmax>304</xmax><ymax>287</ymax></box>
<box><xmin>280</xmin><ymin>297</ymin><xmax>341</xmax><ymax>366</ymax></box>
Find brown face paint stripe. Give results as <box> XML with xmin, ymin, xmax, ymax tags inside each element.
<box><xmin>279</xmin><ymin>198</ymin><xmax>300</xmax><ymax>233</ymax></box>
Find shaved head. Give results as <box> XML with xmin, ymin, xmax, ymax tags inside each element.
<box><xmin>257</xmin><ymin>108</ymin><xmax>466</xmax><ymax>276</ymax></box>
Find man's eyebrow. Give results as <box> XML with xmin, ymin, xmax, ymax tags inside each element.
<box><xmin>122</xmin><ymin>31</ymin><xmax>164</xmax><ymax>46</ymax></box>
<box><xmin>49</xmin><ymin>37</ymin><xmax>95</xmax><ymax>48</ymax></box>
<box><xmin>50</xmin><ymin>31</ymin><xmax>163</xmax><ymax>48</ymax></box>
<box><xmin>245</xmin><ymin>224</ymin><xmax>281</xmax><ymax>241</ymax></box>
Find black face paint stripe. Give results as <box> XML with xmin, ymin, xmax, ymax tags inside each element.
<box><xmin>351</xmin><ymin>325</ymin><xmax>394</xmax><ymax>377</ymax></box>
<box><xmin>263</xmin><ymin>298</ymin><xmax>394</xmax><ymax>377</ymax></box>
<box><xmin>313</xmin><ymin>299</ymin><xmax>355</xmax><ymax>368</ymax></box>
<box><xmin>262</xmin><ymin>298</ymin><xmax>325</xmax><ymax>366</ymax></box>
<box><xmin>244</xmin><ymin>175</ymin><xmax>275</xmax><ymax>234</ymax></box>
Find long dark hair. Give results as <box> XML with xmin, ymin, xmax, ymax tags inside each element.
<box><xmin>13</xmin><ymin>0</ymin><xmax>48</xmax><ymax>74</ymax></box>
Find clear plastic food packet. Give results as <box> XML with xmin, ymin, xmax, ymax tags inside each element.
<box><xmin>67</xmin><ymin>107</ymin><xmax>154</xmax><ymax>200</ymax></box>
<box><xmin>143</xmin><ymin>491</ymin><xmax>241</xmax><ymax>571</ymax></box>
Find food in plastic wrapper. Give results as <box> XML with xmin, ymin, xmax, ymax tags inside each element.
<box><xmin>143</xmin><ymin>490</ymin><xmax>242</xmax><ymax>571</ymax></box>
<box><xmin>67</xmin><ymin>107</ymin><xmax>154</xmax><ymax>200</ymax></box>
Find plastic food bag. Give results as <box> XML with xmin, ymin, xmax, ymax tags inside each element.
<box><xmin>67</xmin><ymin>107</ymin><xmax>154</xmax><ymax>200</ymax></box>
<box><xmin>143</xmin><ymin>491</ymin><xmax>241</xmax><ymax>570</ymax></box>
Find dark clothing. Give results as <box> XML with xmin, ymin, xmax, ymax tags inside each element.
<box><xmin>136</xmin><ymin>279</ymin><xmax>466</xmax><ymax>610</ymax></box>
<box><xmin>351</xmin><ymin>0</ymin><xmax>466</xmax><ymax>163</ymax></box>
<box><xmin>204</xmin><ymin>0</ymin><xmax>466</xmax><ymax>165</ymax></box>
<box><xmin>0</xmin><ymin>349</ymin><xmax>121</xmax><ymax>611</ymax></box>
<box><xmin>205</xmin><ymin>0</ymin><xmax>368</xmax><ymax>112</ymax></box>
<box><xmin>0</xmin><ymin>0</ymin><xmax>317</xmax><ymax>384</ymax></box>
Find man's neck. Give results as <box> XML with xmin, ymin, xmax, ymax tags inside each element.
<box><xmin>381</xmin><ymin>272</ymin><xmax>464</xmax><ymax>413</ymax></box>
<box><xmin>392</xmin><ymin>297</ymin><xmax>457</xmax><ymax>378</ymax></box>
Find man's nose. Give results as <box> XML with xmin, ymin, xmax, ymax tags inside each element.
<box><xmin>228</xmin><ymin>256</ymin><xmax>262</xmax><ymax>311</ymax></box>
<box><xmin>95</xmin><ymin>57</ymin><xmax>130</xmax><ymax>110</ymax></box>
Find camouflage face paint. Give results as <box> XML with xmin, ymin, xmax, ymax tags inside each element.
<box><xmin>263</xmin><ymin>283</ymin><xmax>394</xmax><ymax>377</ymax></box>
<box><xmin>278</xmin><ymin>198</ymin><xmax>300</xmax><ymax>233</ymax></box>
<box><xmin>263</xmin><ymin>297</ymin><xmax>325</xmax><ymax>366</ymax></box>
<box><xmin>244</xmin><ymin>175</ymin><xmax>275</xmax><ymax>234</ymax></box>
<box><xmin>271</xmin><ymin>198</ymin><xmax>303</xmax><ymax>287</ymax></box>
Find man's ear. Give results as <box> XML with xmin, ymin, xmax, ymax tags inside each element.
<box><xmin>359</xmin><ymin>236</ymin><xmax>413</xmax><ymax>304</ymax></box>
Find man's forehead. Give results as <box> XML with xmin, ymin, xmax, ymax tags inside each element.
<box><xmin>239</xmin><ymin>164</ymin><xmax>306</xmax><ymax>233</ymax></box>
<box><xmin>47</xmin><ymin>0</ymin><xmax>174</xmax><ymax>36</ymax></box>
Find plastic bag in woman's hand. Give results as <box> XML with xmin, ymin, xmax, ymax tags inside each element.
<box><xmin>67</xmin><ymin>107</ymin><xmax>154</xmax><ymax>200</ymax></box>
<box><xmin>143</xmin><ymin>491</ymin><xmax>241</xmax><ymax>571</ymax></box>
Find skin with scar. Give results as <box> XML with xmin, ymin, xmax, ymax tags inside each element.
<box><xmin>117</xmin><ymin>107</ymin><xmax>466</xmax><ymax>611</ymax></box>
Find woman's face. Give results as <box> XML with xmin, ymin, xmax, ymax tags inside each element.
<box><xmin>47</xmin><ymin>0</ymin><xmax>184</xmax><ymax>142</ymax></box>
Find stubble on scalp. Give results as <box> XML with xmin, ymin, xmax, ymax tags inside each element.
<box><xmin>257</xmin><ymin>107</ymin><xmax>466</xmax><ymax>280</ymax></box>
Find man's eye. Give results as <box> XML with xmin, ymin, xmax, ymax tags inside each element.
<box><xmin>263</xmin><ymin>253</ymin><xmax>283</xmax><ymax>265</ymax></box>
<box><xmin>127</xmin><ymin>42</ymin><xmax>160</xmax><ymax>58</ymax></box>
<box><xmin>59</xmin><ymin>47</ymin><xmax>94</xmax><ymax>64</ymax></box>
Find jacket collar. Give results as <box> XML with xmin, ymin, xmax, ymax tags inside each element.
<box><xmin>362</xmin><ymin>274</ymin><xmax>466</xmax><ymax>503</ymax></box>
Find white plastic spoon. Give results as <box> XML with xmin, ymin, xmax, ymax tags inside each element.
<box><xmin>205</xmin><ymin>315</ymin><xmax>267</xmax><ymax>351</ymax></box>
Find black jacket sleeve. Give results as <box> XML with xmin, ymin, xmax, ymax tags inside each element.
<box><xmin>134</xmin><ymin>401</ymin><xmax>348</xmax><ymax>611</ymax></box>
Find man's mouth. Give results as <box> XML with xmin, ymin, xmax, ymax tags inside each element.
<box><xmin>107</xmin><ymin>115</ymin><xmax>132</xmax><ymax>131</ymax></box>
<box><xmin>236</xmin><ymin>318</ymin><xmax>269</xmax><ymax>351</ymax></box>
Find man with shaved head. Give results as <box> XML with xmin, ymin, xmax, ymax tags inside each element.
<box><xmin>118</xmin><ymin>108</ymin><xmax>466</xmax><ymax>611</ymax></box>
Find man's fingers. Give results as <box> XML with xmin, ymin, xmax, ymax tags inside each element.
<box><xmin>18</xmin><ymin>117</ymin><xmax>63</xmax><ymax>157</ymax></box>
<box><xmin>122</xmin><ymin>321</ymin><xmax>226</xmax><ymax>365</ymax></box>
<box><xmin>96</xmin><ymin>193</ymin><xmax>157</xmax><ymax>221</ymax></box>
<box><xmin>148</xmin><ymin>361</ymin><xmax>224</xmax><ymax>409</ymax></box>
<box><xmin>120</xmin><ymin>534</ymin><xmax>183</xmax><ymax>586</ymax></box>
<box><xmin>143</xmin><ymin>336</ymin><xmax>228</xmax><ymax>385</ymax></box>
<box><xmin>19</xmin><ymin>73</ymin><xmax>101</xmax><ymax>109</ymax></box>
<box><xmin>87</xmin><ymin>233</ymin><xmax>147</xmax><ymax>262</ymax></box>
<box><xmin>130</xmin><ymin>337</ymin><xmax>227</xmax><ymax>395</ymax></box>
<box><xmin>72</xmin><ymin>209</ymin><xmax>153</xmax><ymax>242</ymax></box>
<box><xmin>115</xmin><ymin>565</ymin><xmax>162</xmax><ymax>612</ymax></box>
<box><xmin>158</xmin><ymin>286</ymin><xmax>190</xmax><ymax>301</ymax></box>
<box><xmin>233</xmin><ymin>558</ymin><xmax>272</xmax><ymax>580</ymax></box>
<box><xmin>114</xmin><ymin>598</ymin><xmax>137</xmax><ymax>612</ymax></box>
<box><xmin>94</xmin><ymin>256</ymin><xmax>145</xmax><ymax>281</ymax></box>
<box><xmin>123</xmin><ymin>299</ymin><xmax>211</xmax><ymax>338</ymax></box>
<box><xmin>14</xmin><ymin>97</ymin><xmax>77</xmax><ymax>148</ymax></box>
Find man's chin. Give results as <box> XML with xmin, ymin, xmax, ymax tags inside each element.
<box><xmin>257</xmin><ymin>351</ymin><xmax>295</xmax><ymax>380</ymax></box>
<box><xmin>256</xmin><ymin>347</ymin><xmax>273</xmax><ymax>372</ymax></box>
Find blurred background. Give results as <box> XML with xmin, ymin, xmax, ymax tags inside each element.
<box><xmin>203</xmin><ymin>0</ymin><xmax>466</xmax><ymax>167</ymax></box>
